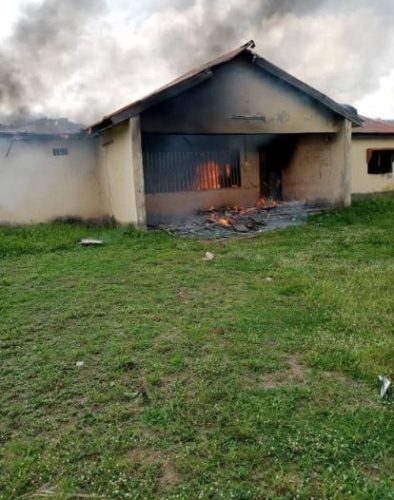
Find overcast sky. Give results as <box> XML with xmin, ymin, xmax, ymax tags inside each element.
<box><xmin>0</xmin><ymin>0</ymin><xmax>393</xmax><ymax>125</ymax></box>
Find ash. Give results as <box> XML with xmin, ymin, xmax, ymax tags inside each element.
<box><xmin>148</xmin><ymin>202</ymin><xmax>323</xmax><ymax>239</ymax></box>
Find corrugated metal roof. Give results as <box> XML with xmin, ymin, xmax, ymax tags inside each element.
<box><xmin>353</xmin><ymin>116</ymin><xmax>394</xmax><ymax>135</ymax></box>
<box><xmin>87</xmin><ymin>40</ymin><xmax>362</xmax><ymax>134</ymax></box>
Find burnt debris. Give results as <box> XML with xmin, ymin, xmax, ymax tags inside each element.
<box><xmin>149</xmin><ymin>202</ymin><xmax>323</xmax><ymax>238</ymax></box>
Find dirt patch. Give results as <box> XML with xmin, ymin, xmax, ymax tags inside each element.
<box><xmin>126</xmin><ymin>447</ymin><xmax>162</xmax><ymax>464</ymax></box>
<box><xmin>160</xmin><ymin>461</ymin><xmax>181</xmax><ymax>488</ymax></box>
<box><xmin>126</xmin><ymin>447</ymin><xmax>181</xmax><ymax>489</ymax></box>
<box><xmin>260</xmin><ymin>355</ymin><xmax>310</xmax><ymax>389</ymax></box>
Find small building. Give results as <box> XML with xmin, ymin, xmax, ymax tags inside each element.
<box><xmin>0</xmin><ymin>131</ymin><xmax>100</xmax><ymax>224</ymax></box>
<box><xmin>352</xmin><ymin>117</ymin><xmax>394</xmax><ymax>195</ymax></box>
<box><xmin>0</xmin><ymin>41</ymin><xmax>362</xmax><ymax>226</ymax></box>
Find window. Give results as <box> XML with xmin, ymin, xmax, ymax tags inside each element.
<box><xmin>143</xmin><ymin>150</ymin><xmax>241</xmax><ymax>194</ymax></box>
<box><xmin>53</xmin><ymin>147</ymin><xmax>69</xmax><ymax>156</ymax></box>
<box><xmin>367</xmin><ymin>149</ymin><xmax>394</xmax><ymax>174</ymax></box>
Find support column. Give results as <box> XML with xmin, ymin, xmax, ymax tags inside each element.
<box><xmin>129</xmin><ymin>116</ymin><xmax>147</xmax><ymax>228</ymax></box>
<box><xmin>97</xmin><ymin>116</ymin><xmax>147</xmax><ymax>227</ymax></box>
<box><xmin>341</xmin><ymin>119</ymin><xmax>353</xmax><ymax>207</ymax></box>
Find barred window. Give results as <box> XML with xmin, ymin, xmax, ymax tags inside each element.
<box><xmin>143</xmin><ymin>150</ymin><xmax>241</xmax><ymax>194</ymax></box>
<box><xmin>53</xmin><ymin>148</ymin><xmax>69</xmax><ymax>157</ymax></box>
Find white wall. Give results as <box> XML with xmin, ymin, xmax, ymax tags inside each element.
<box><xmin>352</xmin><ymin>136</ymin><xmax>394</xmax><ymax>194</ymax></box>
<box><xmin>0</xmin><ymin>135</ymin><xmax>105</xmax><ymax>224</ymax></box>
<box><xmin>97</xmin><ymin>118</ymin><xmax>146</xmax><ymax>226</ymax></box>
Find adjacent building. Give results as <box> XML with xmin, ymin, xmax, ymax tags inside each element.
<box><xmin>352</xmin><ymin>117</ymin><xmax>394</xmax><ymax>195</ymax></box>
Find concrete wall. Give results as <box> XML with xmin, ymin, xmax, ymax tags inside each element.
<box><xmin>141</xmin><ymin>57</ymin><xmax>338</xmax><ymax>135</ymax></box>
<box><xmin>0</xmin><ymin>135</ymin><xmax>104</xmax><ymax>224</ymax></box>
<box><xmin>97</xmin><ymin>118</ymin><xmax>146</xmax><ymax>226</ymax></box>
<box><xmin>283</xmin><ymin>120</ymin><xmax>352</xmax><ymax>206</ymax></box>
<box><xmin>352</xmin><ymin>136</ymin><xmax>394</xmax><ymax>194</ymax></box>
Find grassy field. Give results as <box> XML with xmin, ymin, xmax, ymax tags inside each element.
<box><xmin>0</xmin><ymin>196</ymin><xmax>393</xmax><ymax>499</ymax></box>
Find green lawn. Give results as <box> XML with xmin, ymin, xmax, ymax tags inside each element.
<box><xmin>0</xmin><ymin>196</ymin><xmax>393</xmax><ymax>499</ymax></box>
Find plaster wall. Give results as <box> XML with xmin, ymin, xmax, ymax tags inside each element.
<box><xmin>282</xmin><ymin>121</ymin><xmax>352</xmax><ymax>206</ymax></box>
<box><xmin>0</xmin><ymin>135</ymin><xmax>104</xmax><ymax>224</ymax></box>
<box><xmin>98</xmin><ymin>118</ymin><xmax>146</xmax><ymax>226</ymax></box>
<box><xmin>352</xmin><ymin>136</ymin><xmax>394</xmax><ymax>194</ymax></box>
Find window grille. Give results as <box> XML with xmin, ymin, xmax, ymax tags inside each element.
<box><xmin>143</xmin><ymin>150</ymin><xmax>241</xmax><ymax>194</ymax></box>
<box><xmin>53</xmin><ymin>148</ymin><xmax>69</xmax><ymax>156</ymax></box>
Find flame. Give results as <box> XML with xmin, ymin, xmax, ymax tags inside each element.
<box><xmin>193</xmin><ymin>161</ymin><xmax>221</xmax><ymax>190</ymax></box>
<box><xmin>208</xmin><ymin>213</ymin><xmax>233</xmax><ymax>227</ymax></box>
<box><xmin>217</xmin><ymin>217</ymin><xmax>232</xmax><ymax>227</ymax></box>
<box><xmin>257</xmin><ymin>197</ymin><xmax>278</xmax><ymax>209</ymax></box>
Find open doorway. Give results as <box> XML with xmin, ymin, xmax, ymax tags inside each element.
<box><xmin>259</xmin><ymin>137</ymin><xmax>297</xmax><ymax>200</ymax></box>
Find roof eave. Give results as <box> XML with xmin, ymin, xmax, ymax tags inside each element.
<box><xmin>87</xmin><ymin>69</ymin><xmax>214</xmax><ymax>135</ymax></box>
<box><xmin>87</xmin><ymin>41</ymin><xmax>256</xmax><ymax>135</ymax></box>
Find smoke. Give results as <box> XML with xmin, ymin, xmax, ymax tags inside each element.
<box><xmin>0</xmin><ymin>0</ymin><xmax>107</xmax><ymax>123</ymax></box>
<box><xmin>0</xmin><ymin>0</ymin><xmax>393</xmax><ymax>125</ymax></box>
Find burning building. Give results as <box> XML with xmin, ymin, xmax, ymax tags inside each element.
<box><xmin>0</xmin><ymin>41</ymin><xmax>363</xmax><ymax>226</ymax></box>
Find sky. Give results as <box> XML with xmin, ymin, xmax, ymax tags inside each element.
<box><xmin>0</xmin><ymin>0</ymin><xmax>393</xmax><ymax>125</ymax></box>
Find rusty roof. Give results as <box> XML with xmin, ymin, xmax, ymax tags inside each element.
<box><xmin>87</xmin><ymin>40</ymin><xmax>362</xmax><ymax>134</ymax></box>
<box><xmin>353</xmin><ymin>116</ymin><xmax>394</xmax><ymax>135</ymax></box>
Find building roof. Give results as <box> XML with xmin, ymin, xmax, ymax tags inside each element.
<box><xmin>0</xmin><ymin>117</ymin><xmax>83</xmax><ymax>135</ymax></box>
<box><xmin>353</xmin><ymin>116</ymin><xmax>394</xmax><ymax>135</ymax></box>
<box><xmin>87</xmin><ymin>40</ymin><xmax>362</xmax><ymax>134</ymax></box>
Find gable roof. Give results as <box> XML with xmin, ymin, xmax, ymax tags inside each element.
<box><xmin>353</xmin><ymin>116</ymin><xmax>394</xmax><ymax>135</ymax></box>
<box><xmin>87</xmin><ymin>40</ymin><xmax>362</xmax><ymax>134</ymax></box>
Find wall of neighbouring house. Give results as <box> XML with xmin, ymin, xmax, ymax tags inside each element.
<box><xmin>0</xmin><ymin>134</ymin><xmax>105</xmax><ymax>224</ymax></box>
<box><xmin>352</xmin><ymin>136</ymin><xmax>394</xmax><ymax>194</ymax></box>
<box><xmin>282</xmin><ymin>120</ymin><xmax>352</xmax><ymax>206</ymax></box>
<box><xmin>97</xmin><ymin>118</ymin><xmax>146</xmax><ymax>226</ymax></box>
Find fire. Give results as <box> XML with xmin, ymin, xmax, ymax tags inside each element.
<box><xmin>257</xmin><ymin>197</ymin><xmax>278</xmax><ymax>209</ymax></box>
<box><xmin>193</xmin><ymin>161</ymin><xmax>221</xmax><ymax>190</ymax></box>
<box><xmin>217</xmin><ymin>216</ymin><xmax>232</xmax><ymax>227</ymax></box>
<box><xmin>208</xmin><ymin>212</ymin><xmax>233</xmax><ymax>227</ymax></box>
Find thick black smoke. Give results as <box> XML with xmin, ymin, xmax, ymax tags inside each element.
<box><xmin>0</xmin><ymin>0</ymin><xmax>106</xmax><ymax>123</ymax></box>
<box><xmin>0</xmin><ymin>0</ymin><xmax>393</xmax><ymax>124</ymax></box>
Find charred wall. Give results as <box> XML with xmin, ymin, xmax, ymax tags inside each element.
<box><xmin>282</xmin><ymin>121</ymin><xmax>352</xmax><ymax>206</ymax></box>
<box><xmin>141</xmin><ymin>56</ymin><xmax>338</xmax><ymax>135</ymax></box>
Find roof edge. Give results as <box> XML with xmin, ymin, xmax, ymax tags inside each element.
<box><xmin>250</xmin><ymin>52</ymin><xmax>362</xmax><ymax>126</ymax></box>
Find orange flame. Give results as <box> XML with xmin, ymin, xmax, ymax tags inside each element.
<box><xmin>193</xmin><ymin>161</ymin><xmax>221</xmax><ymax>190</ymax></box>
<box><xmin>217</xmin><ymin>217</ymin><xmax>232</xmax><ymax>227</ymax></box>
<box><xmin>208</xmin><ymin>213</ymin><xmax>233</xmax><ymax>227</ymax></box>
<box><xmin>257</xmin><ymin>197</ymin><xmax>278</xmax><ymax>209</ymax></box>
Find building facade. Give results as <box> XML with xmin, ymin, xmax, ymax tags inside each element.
<box><xmin>0</xmin><ymin>41</ymin><xmax>364</xmax><ymax>226</ymax></box>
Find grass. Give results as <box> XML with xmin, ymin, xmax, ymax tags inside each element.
<box><xmin>0</xmin><ymin>195</ymin><xmax>393</xmax><ymax>499</ymax></box>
